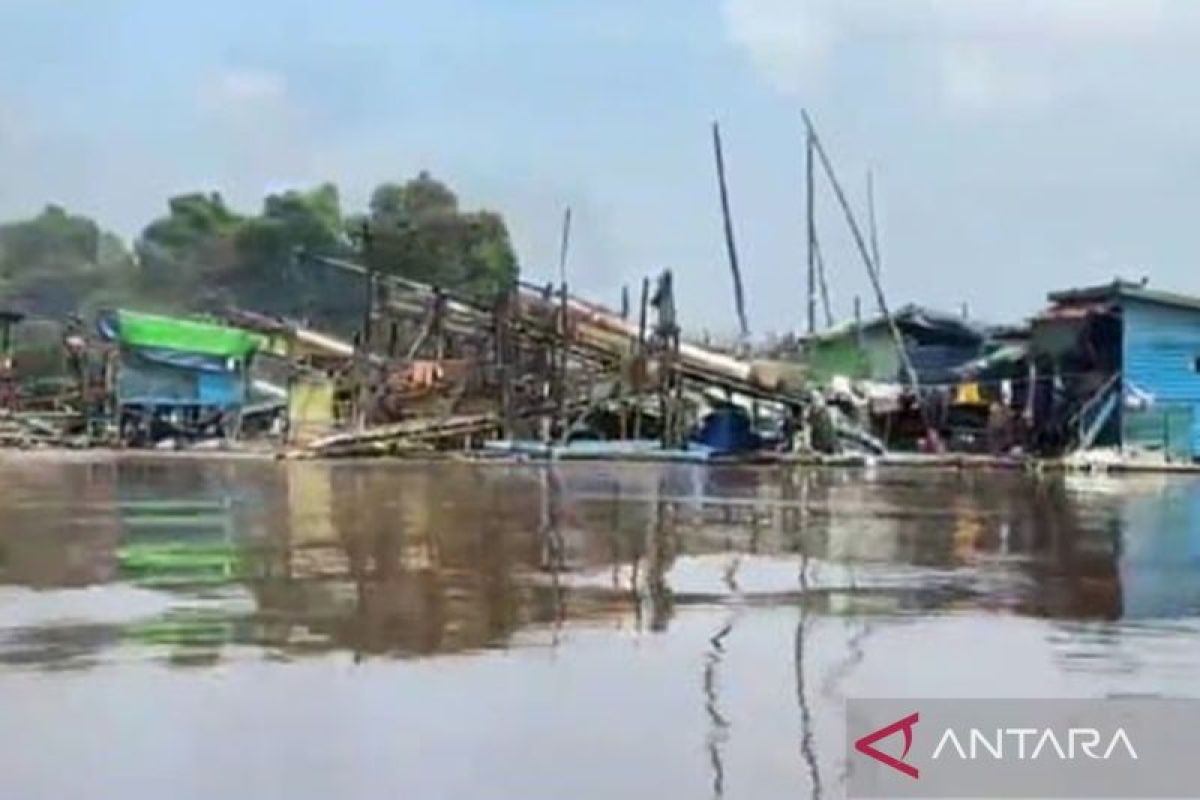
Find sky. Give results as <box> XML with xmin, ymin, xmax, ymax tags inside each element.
<box><xmin>3</xmin><ymin>0</ymin><xmax>1200</xmax><ymax>336</ymax></box>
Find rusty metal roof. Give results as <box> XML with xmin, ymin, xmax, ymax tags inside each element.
<box><xmin>1035</xmin><ymin>299</ymin><xmax>1114</xmax><ymax>321</ymax></box>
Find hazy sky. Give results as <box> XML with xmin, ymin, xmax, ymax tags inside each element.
<box><xmin>2</xmin><ymin>0</ymin><xmax>1200</xmax><ymax>335</ymax></box>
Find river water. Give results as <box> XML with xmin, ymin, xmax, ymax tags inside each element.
<box><xmin>1</xmin><ymin>455</ymin><xmax>1199</xmax><ymax>799</ymax></box>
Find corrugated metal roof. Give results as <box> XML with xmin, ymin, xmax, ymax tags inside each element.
<box><xmin>1048</xmin><ymin>280</ymin><xmax>1200</xmax><ymax>313</ymax></box>
<box><xmin>803</xmin><ymin>304</ymin><xmax>989</xmax><ymax>344</ymax></box>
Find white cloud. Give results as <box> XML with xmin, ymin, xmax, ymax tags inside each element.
<box><xmin>723</xmin><ymin>0</ymin><xmax>1197</xmax><ymax>112</ymax></box>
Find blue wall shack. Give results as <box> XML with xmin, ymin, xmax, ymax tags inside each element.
<box><xmin>1121</xmin><ymin>297</ymin><xmax>1200</xmax><ymax>460</ymax></box>
<box><xmin>1038</xmin><ymin>282</ymin><xmax>1200</xmax><ymax>461</ymax></box>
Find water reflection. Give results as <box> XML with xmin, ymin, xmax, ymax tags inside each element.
<box><xmin>3</xmin><ymin>457</ymin><xmax>1200</xmax><ymax>798</ymax></box>
<box><xmin>704</xmin><ymin>613</ymin><xmax>735</xmax><ymax>799</ymax></box>
<box><xmin>1</xmin><ymin>460</ymin><xmax>1200</xmax><ymax>671</ymax></box>
<box><xmin>796</xmin><ymin>553</ymin><xmax>823</xmax><ymax>800</ymax></box>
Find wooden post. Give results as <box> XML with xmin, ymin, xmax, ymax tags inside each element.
<box><xmin>387</xmin><ymin>321</ymin><xmax>399</xmax><ymax>359</ymax></box>
<box><xmin>660</xmin><ymin>342</ymin><xmax>673</xmax><ymax>450</ymax></box>
<box><xmin>618</xmin><ymin>388</ymin><xmax>628</xmax><ymax>442</ymax></box>
<box><xmin>617</xmin><ymin>283</ymin><xmax>631</xmax><ymax>436</ymax></box>
<box><xmin>556</xmin><ymin>281</ymin><xmax>569</xmax><ymax>443</ymax></box>
<box><xmin>107</xmin><ymin>350</ymin><xmax>119</xmax><ymax>442</ymax></box>
<box><xmin>553</xmin><ymin>207</ymin><xmax>573</xmax><ymax>443</ymax></box>
<box><xmin>653</xmin><ymin>270</ymin><xmax>681</xmax><ymax>449</ymax></box>
<box><xmin>637</xmin><ymin>278</ymin><xmax>650</xmax><ymax>357</ymax></box>
<box><xmin>1024</xmin><ymin>361</ymin><xmax>1037</xmax><ymax>426</ymax></box>
<box><xmin>558</xmin><ymin>207</ymin><xmax>572</xmax><ymax>287</ymax></box>
<box><xmin>356</xmin><ymin>221</ymin><xmax>375</xmax><ymax>431</ymax></box>
<box><xmin>360</xmin><ymin>221</ymin><xmax>375</xmax><ymax>351</ymax></box>
<box><xmin>541</xmin><ymin>282</ymin><xmax>555</xmax><ymax>443</ymax></box>
<box><xmin>432</xmin><ymin>288</ymin><xmax>447</xmax><ymax>361</ymax></box>
<box><xmin>634</xmin><ymin>277</ymin><xmax>649</xmax><ymax>440</ymax></box>
<box><xmin>712</xmin><ymin>121</ymin><xmax>750</xmax><ymax>342</ymax></box>
<box><xmin>669</xmin><ymin>330</ymin><xmax>683</xmax><ymax>448</ymax></box>
<box><xmin>494</xmin><ymin>284</ymin><xmax>515</xmax><ymax>438</ymax></box>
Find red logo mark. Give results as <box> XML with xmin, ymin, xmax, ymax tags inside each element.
<box><xmin>855</xmin><ymin>712</ymin><xmax>920</xmax><ymax>779</ymax></box>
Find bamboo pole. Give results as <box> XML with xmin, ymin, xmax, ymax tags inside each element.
<box><xmin>359</xmin><ymin>221</ymin><xmax>375</xmax><ymax>351</ymax></box>
<box><xmin>806</xmin><ymin>131</ymin><xmax>817</xmax><ymax>335</ymax></box>
<box><xmin>802</xmin><ymin>110</ymin><xmax>919</xmax><ymax>394</ymax></box>
<box><xmin>557</xmin><ymin>281</ymin><xmax>569</xmax><ymax>443</ymax></box>
<box><xmin>555</xmin><ymin>206</ymin><xmax>573</xmax><ymax>443</ymax></box>
<box><xmin>814</xmin><ymin>234</ymin><xmax>834</xmax><ymax>329</ymax></box>
<box><xmin>541</xmin><ymin>282</ymin><xmax>555</xmax><ymax>443</ymax></box>
<box><xmin>634</xmin><ymin>277</ymin><xmax>649</xmax><ymax>440</ymax></box>
<box><xmin>494</xmin><ymin>283</ymin><xmax>515</xmax><ymax>438</ymax></box>
<box><xmin>558</xmin><ymin>206</ymin><xmax>572</xmax><ymax>287</ymax></box>
<box><xmin>867</xmin><ymin>169</ymin><xmax>882</xmax><ymax>279</ymax></box>
<box><xmin>712</xmin><ymin>121</ymin><xmax>750</xmax><ymax>342</ymax></box>
<box><xmin>355</xmin><ymin>221</ymin><xmax>375</xmax><ymax>431</ymax></box>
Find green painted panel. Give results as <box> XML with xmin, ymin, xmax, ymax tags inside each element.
<box><xmin>804</xmin><ymin>337</ymin><xmax>869</xmax><ymax>383</ymax></box>
<box><xmin>1122</xmin><ymin>404</ymin><xmax>1194</xmax><ymax>461</ymax></box>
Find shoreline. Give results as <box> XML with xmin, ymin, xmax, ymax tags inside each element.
<box><xmin>2</xmin><ymin>445</ymin><xmax>1198</xmax><ymax>475</ymax></box>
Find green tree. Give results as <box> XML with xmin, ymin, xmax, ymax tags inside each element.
<box><xmin>235</xmin><ymin>183</ymin><xmax>353</xmax><ymax>322</ymax></box>
<box><xmin>0</xmin><ymin>173</ymin><xmax>520</xmax><ymax>335</ymax></box>
<box><xmin>134</xmin><ymin>185</ymin><xmax>358</xmax><ymax>323</ymax></box>
<box><xmin>0</xmin><ymin>205</ymin><xmax>133</xmax><ymax>318</ymax></box>
<box><xmin>135</xmin><ymin>193</ymin><xmax>244</xmax><ymax>308</ymax></box>
<box><xmin>369</xmin><ymin>172</ymin><xmax>458</xmax><ymax>224</ymax></box>
<box><xmin>363</xmin><ymin>172</ymin><xmax>518</xmax><ymax>298</ymax></box>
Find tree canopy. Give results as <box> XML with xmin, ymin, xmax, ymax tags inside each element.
<box><xmin>0</xmin><ymin>173</ymin><xmax>520</xmax><ymax>333</ymax></box>
<box><xmin>0</xmin><ymin>205</ymin><xmax>134</xmax><ymax>318</ymax></box>
<box><xmin>360</xmin><ymin>172</ymin><xmax>518</xmax><ymax>298</ymax></box>
<box><xmin>135</xmin><ymin>193</ymin><xmax>244</xmax><ymax>307</ymax></box>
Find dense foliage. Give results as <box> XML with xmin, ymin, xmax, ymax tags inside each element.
<box><xmin>0</xmin><ymin>173</ymin><xmax>519</xmax><ymax>334</ymax></box>
<box><xmin>0</xmin><ymin>205</ymin><xmax>136</xmax><ymax>319</ymax></box>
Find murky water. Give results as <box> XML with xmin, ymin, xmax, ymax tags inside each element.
<box><xmin>2</xmin><ymin>455</ymin><xmax>1199</xmax><ymax>799</ymax></box>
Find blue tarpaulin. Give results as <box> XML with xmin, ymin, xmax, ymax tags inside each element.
<box><xmin>694</xmin><ymin>406</ymin><xmax>760</xmax><ymax>454</ymax></box>
<box><xmin>117</xmin><ymin>349</ymin><xmax>246</xmax><ymax>409</ymax></box>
